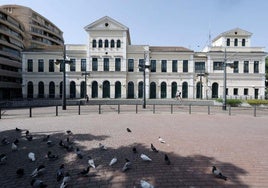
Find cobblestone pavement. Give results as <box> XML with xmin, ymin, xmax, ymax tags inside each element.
<box><xmin>0</xmin><ymin>111</ymin><xmax>268</xmax><ymax>187</ymax></box>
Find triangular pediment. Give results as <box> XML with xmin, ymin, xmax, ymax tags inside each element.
<box><xmin>84</xmin><ymin>16</ymin><xmax>129</xmax><ymax>31</ymax></box>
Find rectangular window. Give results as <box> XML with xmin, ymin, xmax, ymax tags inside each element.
<box><xmin>49</xmin><ymin>59</ymin><xmax>54</xmax><ymax>72</ymax></box>
<box><xmin>244</xmin><ymin>88</ymin><xmax>248</xmax><ymax>95</ymax></box>
<box><xmin>233</xmin><ymin>61</ymin><xmax>239</xmax><ymax>73</ymax></box>
<box><xmin>38</xmin><ymin>59</ymin><xmax>44</xmax><ymax>72</ymax></box>
<box><xmin>244</xmin><ymin>61</ymin><xmax>249</xmax><ymax>73</ymax></box>
<box><xmin>183</xmin><ymin>60</ymin><xmax>188</xmax><ymax>72</ymax></box>
<box><xmin>172</xmin><ymin>60</ymin><xmax>177</xmax><ymax>72</ymax></box>
<box><xmin>27</xmin><ymin>59</ymin><xmax>33</xmax><ymax>72</ymax></box>
<box><xmin>195</xmin><ymin>62</ymin><xmax>205</xmax><ymax>73</ymax></box>
<box><xmin>254</xmin><ymin>61</ymin><xmax>259</xmax><ymax>73</ymax></box>
<box><xmin>104</xmin><ymin>58</ymin><xmax>109</xmax><ymax>71</ymax></box>
<box><xmin>234</xmin><ymin>88</ymin><xmax>238</xmax><ymax>95</ymax></box>
<box><xmin>128</xmin><ymin>59</ymin><xmax>134</xmax><ymax>72</ymax></box>
<box><xmin>115</xmin><ymin>58</ymin><xmax>121</xmax><ymax>71</ymax></box>
<box><xmin>60</xmin><ymin>62</ymin><xmax>64</xmax><ymax>72</ymax></box>
<box><xmin>161</xmin><ymin>60</ymin><xmax>167</xmax><ymax>72</ymax></box>
<box><xmin>213</xmin><ymin>61</ymin><xmax>223</xmax><ymax>70</ymax></box>
<box><xmin>139</xmin><ymin>59</ymin><xmax>144</xmax><ymax>72</ymax></box>
<box><xmin>70</xmin><ymin>59</ymin><xmax>76</xmax><ymax>72</ymax></box>
<box><xmin>150</xmin><ymin>60</ymin><xmax>156</xmax><ymax>72</ymax></box>
<box><xmin>92</xmin><ymin>58</ymin><xmax>98</xmax><ymax>71</ymax></box>
<box><xmin>81</xmin><ymin>59</ymin><xmax>86</xmax><ymax>72</ymax></box>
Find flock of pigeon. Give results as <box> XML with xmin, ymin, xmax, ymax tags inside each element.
<box><xmin>0</xmin><ymin>127</ymin><xmax>228</xmax><ymax>188</ymax></box>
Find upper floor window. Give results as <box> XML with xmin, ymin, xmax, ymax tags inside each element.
<box><xmin>128</xmin><ymin>59</ymin><xmax>134</xmax><ymax>72</ymax></box>
<box><xmin>27</xmin><ymin>59</ymin><xmax>33</xmax><ymax>72</ymax></box>
<box><xmin>104</xmin><ymin>58</ymin><xmax>109</xmax><ymax>71</ymax></box>
<box><xmin>92</xmin><ymin>58</ymin><xmax>98</xmax><ymax>71</ymax></box>
<box><xmin>172</xmin><ymin>60</ymin><xmax>177</xmax><ymax>72</ymax></box>
<box><xmin>254</xmin><ymin>61</ymin><xmax>259</xmax><ymax>73</ymax></box>
<box><xmin>233</xmin><ymin>61</ymin><xmax>239</xmax><ymax>73</ymax></box>
<box><xmin>81</xmin><ymin>59</ymin><xmax>86</xmax><ymax>72</ymax></box>
<box><xmin>226</xmin><ymin>38</ymin><xmax>230</xmax><ymax>46</ymax></box>
<box><xmin>234</xmin><ymin>88</ymin><xmax>238</xmax><ymax>95</ymax></box>
<box><xmin>213</xmin><ymin>61</ymin><xmax>223</xmax><ymax>70</ymax></box>
<box><xmin>244</xmin><ymin>88</ymin><xmax>248</xmax><ymax>95</ymax></box>
<box><xmin>111</xmin><ymin>40</ymin><xmax>115</xmax><ymax>48</ymax></box>
<box><xmin>98</xmin><ymin>39</ymin><xmax>103</xmax><ymax>48</ymax></box>
<box><xmin>183</xmin><ymin>60</ymin><xmax>188</xmax><ymax>72</ymax></box>
<box><xmin>38</xmin><ymin>59</ymin><xmax>44</xmax><ymax>72</ymax></box>
<box><xmin>161</xmin><ymin>60</ymin><xmax>167</xmax><ymax>72</ymax></box>
<box><xmin>242</xmin><ymin>39</ymin><xmax>246</xmax><ymax>46</ymax></box>
<box><xmin>104</xmin><ymin>39</ymin><xmax>109</xmax><ymax>48</ymax></box>
<box><xmin>195</xmin><ymin>62</ymin><xmax>205</xmax><ymax>73</ymax></box>
<box><xmin>92</xmin><ymin>39</ymin><xmax>97</xmax><ymax>48</ymax></box>
<box><xmin>49</xmin><ymin>59</ymin><xmax>54</xmax><ymax>72</ymax></box>
<box><xmin>116</xmin><ymin>40</ymin><xmax>121</xmax><ymax>48</ymax></box>
<box><xmin>151</xmin><ymin>60</ymin><xmax>156</xmax><ymax>72</ymax></box>
<box><xmin>70</xmin><ymin>59</ymin><xmax>76</xmax><ymax>72</ymax></box>
<box><xmin>139</xmin><ymin>59</ymin><xmax>144</xmax><ymax>72</ymax></box>
<box><xmin>115</xmin><ymin>58</ymin><xmax>121</xmax><ymax>71</ymax></box>
<box><xmin>234</xmin><ymin>38</ymin><xmax>238</xmax><ymax>46</ymax></box>
<box><xmin>243</xmin><ymin>61</ymin><xmax>249</xmax><ymax>73</ymax></box>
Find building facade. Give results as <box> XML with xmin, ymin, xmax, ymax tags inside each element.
<box><xmin>21</xmin><ymin>16</ymin><xmax>267</xmax><ymax>100</ymax></box>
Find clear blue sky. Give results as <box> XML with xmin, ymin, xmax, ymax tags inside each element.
<box><xmin>1</xmin><ymin>0</ymin><xmax>267</xmax><ymax>51</ymax></box>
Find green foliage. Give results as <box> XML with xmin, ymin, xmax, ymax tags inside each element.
<box><xmin>215</xmin><ymin>98</ymin><xmax>242</xmax><ymax>107</ymax></box>
<box><xmin>246</xmin><ymin>99</ymin><xmax>268</xmax><ymax>106</ymax></box>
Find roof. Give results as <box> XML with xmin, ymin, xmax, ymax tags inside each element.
<box><xmin>150</xmin><ymin>46</ymin><xmax>193</xmax><ymax>52</ymax></box>
<box><xmin>212</xmin><ymin>28</ymin><xmax>252</xmax><ymax>42</ymax></box>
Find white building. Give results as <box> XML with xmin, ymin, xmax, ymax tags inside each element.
<box><xmin>21</xmin><ymin>16</ymin><xmax>267</xmax><ymax>100</ymax></box>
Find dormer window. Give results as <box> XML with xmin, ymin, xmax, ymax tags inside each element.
<box><xmin>234</xmin><ymin>38</ymin><xmax>238</xmax><ymax>46</ymax></box>
<box><xmin>226</xmin><ymin>38</ymin><xmax>230</xmax><ymax>46</ymax></box>
<box><xmin>242</xmin><ymin>39</ymin><xmax>246</xmax><ymax>46</ymax></box>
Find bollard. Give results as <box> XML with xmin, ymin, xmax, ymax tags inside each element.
<box><xmin>78</xmin><ymin>104</ymin><xmax>81</xmax><ymax>115</ymax></box>
<box><xmin>189</xmin><ymin>105</ymin><xmax>191</xmax><ymax>114</ymax></box>
<box><xmin>118</xmin><ymin>104</ymin><xmax>120</xmax><ymax>114</ymax></box>
<box><xmin>99</xmin><ymin>104</ymin><xmax>101</xmax><ymax>114</ymax></box>
<box><xmin>254</xmin><ymin>105</ymin><xmax>256</xmax><ymax>117</ymax></box>
<box><xmin>136</xmin><ymin>104</ymin><xmax>138</xmax><ymax>114</ymax></box>
<box><xmin>56</xmin><ymin>105</ymin><xmax>58</xmax><ymax>116</ymax></box>
<box><xmin>29</xmin><ymin>107</ymin><xmax>32</xmax><ymax>118</ymax></box>
<box><xmin>153</xmin><ymin>104</ymin><xmax>155</xmax><ymax>114</ymax></box>
<box><xmin>228</xmin><ymin>105</ymin><xmax>231</xmax><ymax>116</ymax></box>
<box><xmin>208</xmin><ymin>105</ymin><xmax>210</xmax><ymax>115</ymax></box>
<box><xmin>171</xmin><ymin>104</ymin><xmax>173</xmax><ymax>114</ymax></box>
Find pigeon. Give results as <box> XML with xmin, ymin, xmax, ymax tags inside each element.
<box><xmin>60</xmin><ymin>172</ymin><xmax>71</xmax><ymax>188</ymax></box>
<box><xmin>30</xmin><ymin>179</ymin><xmax>47</xmax><ymax>188</ymax></box>
<box><xmin>16</xmin><ymin>168</ymin><xmax>24</xmax><ymax>178</ymax></box>
<box><xmin>140</xmin><ymin>180</ymin><xmax>154</xmax><ymax>188</ymax></box>
<box><xmin>25</xmin><ymin>130</ymin><xmax>30</xmax><ymax>135</ymax></box>
<box><xmin>42</xmin><ymin>135</ymin><xmax>50</xmax><ymax>142</ymax></box>
<box><xmin>46</xmin><ymin>151</ymin><xmax>58</xmax><ymax>160</ymax></box>
<box><xmin>14</xmin><ymin>138</ymin><xmax>19</xmax><ymax>145</ymax></box>
<box><xmin>46</xmin><ymin>140</ymin><xmax>54</xmax><ymax>147</ymax></box>
<box><xmin>66</xmin><ymin>130</ymin><xmax>72</xmax><ymax>135</ymax></box>
<box><xmin>109</xmin><ymin>157</ymin><xmax>117</xmax><ymax>166</ymax></box>
<box><xmin>164</xmin><ymin>154</ymin><xmax>171</xmax><ymax>165</ymax></box>
<box><xmin>26</xmin><ymin>133</ymin><xmax>33</xmax><ymax>141</ymax></box>
<box><xmin>15</xmin><ymin>127</ymin><xmax>22</xmax><ymax>132</ymax></box>
<box><xmin>212</xmin><ymin>166</ymin><xmax>227</xmax><ymax>181</ymax></box>
<box><xmin>88</xmin><ymin>156</ymin><xmax>96</xmax><ymax>168</ymax></box>
<box><xmin>151</xmin><ymin>144</ymin><xmax>158</xmax><ymax>152</ymax></box>
<box><xmin>132</xmin><ymin>147</ymin><xmax>137</xmax><ymax>153</ymax></box>
<box><xmin>64</xmin><ymin>144</ymin><xmax>74</xmax><ymax>152</ymax></box>
<box><xmin>56</xmin><ymin>164</ymin><xmax>65</xmax><ymax>182</ymax></box>
<box><xmin>141</xmin><ymin>154</ymin><xmax>152</xmax><ymax>161</ymax></box>
<box><xmin>78</xmin><ymin>166</ymin><xmax>90</xmax><ymax>176</ymax></box>
<box><xmin>122</xmin><ymin>158</ymin><xmax>131</xmax><ymax>172</ymax></box>
<box><xmin>1</xmin><ymin>137</ymin><xmax>9</xmax><ymax>145</ymax></box>
<box><xmin>59</xmin><ymin>140</ymin><xmax>65</xmax><ymax>147</ymax></box>
<box><xmin>31</xmin><ymin>165</ymin><xmax>46</xmax><ymax>177</ymax></box>
<box><xmin>75</xmin><ymin>147</ymin><xmax>83</xmax><ymax>159</ymax></box>
<box><xmin>28</xmin><ymin>152</ymin><xmax>36</xmax><ymax>161</ymax></box>
<box><xmin>99</xmin><ymin>143</ymin><xmax>107</xmax><ymax>150</ymax></box>
<box><xmin>126</xmin><ymin>128</ymin><xmax>132</xmax><ymax>132</ymax></box>
<box><xmin>11</xmin><ymin>142</ymin><xmax>18</xmax><ymax>151</ymax></box>
<box><xmin>158</xmin><ymin>136</ymin><xmax>165</xmax><ymax>143</ymax></box>
<box><xmin>0</xmin><ymin>154</ymin><xmax>7</xmax><ymax>164</ymax></box>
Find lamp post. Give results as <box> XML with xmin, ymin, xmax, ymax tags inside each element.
<box><xmin>139</xmin><ymin>51</ymin><xmax>150</xmax><ymax>108</ymax></box>
<box><xmin>222</xmin><ymin>48</ymin><xmax>227</xmax><ymax>110</ymax></box>
<box><xmin>55</xmin><ymin>45</ymin><xmax>72</xmax><ymax>110</ymax></box>
<box><xmin>81</xmin><ymin>71</ymin><xmax>90</xmax><ymax>99</ymax></box>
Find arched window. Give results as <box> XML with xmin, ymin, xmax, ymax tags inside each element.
<box><xmin>115</xmin><ymin>81</ymin><xmax>121</xmax><ymax>98</ymax></box>
<box><xmin>161</xmin><ymin>82</ymin><xmax>167</xmax><ymax>98</ymax></box>
<box><xmin>98</xmin><ymin>39</ymin><xmax>103</xmax><ymax>48</ymax></box>
<box><xmin>138</xmin><ymin>81</ymin><xmax>143</xmax><ymax>98</ymax></box>
<box><xmin>171</xmin><ymin>82</ymin><xmax>177</xmax><ymax>98</ymax></box>
<box><xmin>116</xmin><ymin>39</ymin><xmax>121</xmax><ymax>48</ymax></box>
<box><xmin>49</xmin><ymin>82</ymin><xmax>55</xmax><ymax>98</ymax></box>
<box><xmin>226</xmin><ymin>38</ymin><xmax>230</xmax><ymax>46</ymax></box>
<box><xmin>104</xmin><ymin>39</ymin><xmax>109</xmax><ymax>48</ymax></box>
<box><xmin>103</xmin><ymin>80</ymin><xmax>110</xmax><ymax>98</ymax></box>
<box><xmin>27</xmin><ymin>81</ymin><xmax>33</xmax><ymax>98</ymax></box>
<box><xmin>242</xmin><ymin>39</ymin><xmax>246</xmax><ymax>46</ymax></box>
<box><xmin>212</xmin><ymin>82</ymin><xmax>219</xmax><ymax>98</ymax></box>
<box><xmin>127</xmin><ymin>81</ymin><xmax>134</xmax><ymax>98</ymax></box>
<box><xmin>92</xmin><ymin>81</ymin><xmax>98</xmax><ymax>98</ymax></box>
<box><xmin>182</xmin><ymin>82</ymin><xmax>188</xmax><ymax>98</ymax></box>
<box><xmin>80</xmin><ymin>81</ymin><xmax>85</xmax><ymax>98</ymax></box>
<box><xmin>150</xmin><ymin>82</ymin><xmax>156</xmax><ymax>99</ymax></box>
<box><xmin>234</xmin><ymin>38</ymin><xmax>238</xmax><ymax>46</ymax></box>
<box><xmin>70</xmin><ymin>81</ymin><xmax>76</xmax><ymax>98</ymax></box>
<box><xmin>111</xmin><ymin>40</ymin><xmax>115</xmax><ymax>48</ymax></box>
<box><xmin>38</xmin><ymin>81</ymin><xmax>44</xmax><ymax>98</ymax></box>
<box><xmin>92</xmin><ymin>39</ymin><xmax>97</xmax><ymax>48</ymax></box>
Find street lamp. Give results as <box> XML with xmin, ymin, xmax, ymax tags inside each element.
<box><xmin>81</xmin><ymin>71</ymin><xmax>90</xmax><ymax>99</ymax></box>
<box><xmin>139</xmin><ymin>50</ymin><xmax>150</xmax><ymax>108</ymax></box>
<box><xmin>55</xmin><ymin>45</ymin><xmax>72</xmax><ymax>110</ymax></box>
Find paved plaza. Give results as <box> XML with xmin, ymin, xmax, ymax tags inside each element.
<box><xmin>0</xmin><ymin>109</ymin><xmax>268</xmax><ymax>187</ymax></box>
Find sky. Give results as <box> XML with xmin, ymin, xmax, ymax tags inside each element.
<box><xmin>1</xmin><ymin>0</ymin><xmax>267</xmax><ymax>51</ymax></box>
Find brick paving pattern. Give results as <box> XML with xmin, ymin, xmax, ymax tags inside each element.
<box><xmin>0</xmin><ymin>110</ymin><xmax>268</xmax><ymax>187</ymax></box>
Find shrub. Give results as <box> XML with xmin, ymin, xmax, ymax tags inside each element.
<box><xmin>214</xmin><ymin>98</ymin><xmax>242</xmax><ymax>107</ymax></box>
<box><xmin>246</xmin><ymin>99</ymin><xmax>268</xmax><ymax>106</ymax></box>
